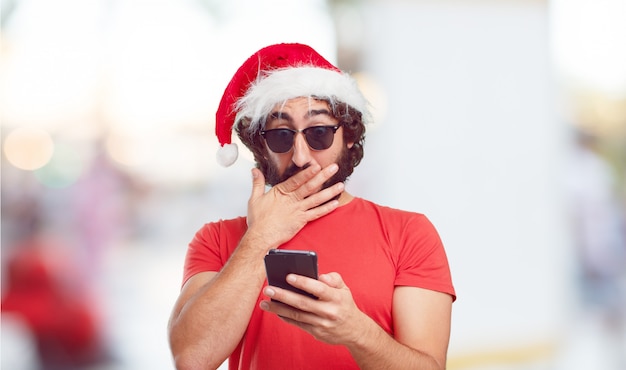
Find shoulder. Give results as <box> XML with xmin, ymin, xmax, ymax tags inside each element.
<box><xmin>351</xmin><ymin>198</ymin><xmax>441</xmax><ymax>245</ymax></box>
<box><xmin>192</xmin><ymin>217</ymin><xmax>248</xmax><ymax>246</ymax></box>
<box><xmin>184</xmin><ymin>216</ymin><xmax>247</xmax><ymax>284</ymax></box>
<box><xmin>353</xmin><ymin>198</ymin><xmax>430</xmax><ymax>224</ymax></box>
<box><xmin>205</xmin><ymin>216</ymin><xmax>247</xmax><ymax>231</ymax></box>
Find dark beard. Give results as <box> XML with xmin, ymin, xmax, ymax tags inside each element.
<box><xmin>263</xmin><ymin>147</ymin><xmax>353</xmax><ymax>194</ymax></box>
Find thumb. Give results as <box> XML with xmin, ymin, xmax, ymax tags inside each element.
<box><xmin>250</xmin><ymin>168</ymin><xmax>266</xmax><ymax>201</ymax></box>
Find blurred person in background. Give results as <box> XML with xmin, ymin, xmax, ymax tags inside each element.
<box><xmin>1</xmin><ymin>209</ymin><xmax>111</xmax><ymax>370</ymax></box>
<box><xmin>0</xmin><ymin>144</ymin><xmax>138</xmax><ymax>369</ymax></box>
<box><xmin>69</xmin><ymin>142</ymin><xmax>139</xmax><ymax>278</ymax></box>
<box><xmin>168</xmin><ymin>43</ymin><xmax>456</xmax><ymax>370</ymax></box>
<box><xmin>566</xmin><ymin>129</ymin><xmax>626</xmax><ymax>368</ymax></box>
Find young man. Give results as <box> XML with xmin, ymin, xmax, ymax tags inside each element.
<box><xmin>168</xmin><ymin>43</ymin><xmax>456</xmax><ymax>370</ymax></box>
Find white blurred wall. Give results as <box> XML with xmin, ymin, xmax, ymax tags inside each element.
<box><xmin>345</xmin><ymin>0</ymin><xmax>574</xmax><ymax>362</ymax></box>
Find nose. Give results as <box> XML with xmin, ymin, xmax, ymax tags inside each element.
<box><xmin>291</xmin><ymin>132</ymin><xmax>313</xmax><ymax>168</ymax></box>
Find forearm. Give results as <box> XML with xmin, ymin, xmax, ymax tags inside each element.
<box><xmin>169</xmin><ymin>233</ymin><xmax>271</xmax><ymax>369</ymax></box>
<box><xmin>347</xmin><ymin>315</ymin><xmax>444</xmax><ymax>370</ymax></box>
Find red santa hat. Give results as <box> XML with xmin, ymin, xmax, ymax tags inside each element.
<box><xmin>215</xmin><ymin>43</ymin><xmax>368</xmax><ymax>166</ymax></box>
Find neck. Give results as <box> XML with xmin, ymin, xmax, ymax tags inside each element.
<box><xmin>338</xmin><ymin>191</ymin><xmax>354</xmax><ymax>206</ymax></box>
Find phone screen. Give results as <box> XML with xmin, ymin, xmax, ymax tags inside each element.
<box><xmin>264</xmin><ymin>249</ymin><xmax>318</xmax><ymax>299</ymax></box>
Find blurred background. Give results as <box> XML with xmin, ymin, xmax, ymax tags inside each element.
<box><xmin>1</xmin><ymin>0</ymin><xmax>624</xmax><ymax>369</ymax></box>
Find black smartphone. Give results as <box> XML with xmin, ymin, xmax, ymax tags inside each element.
<box><xmin>264</xmin><ymin>249</ymin><xmax>318</xmax><ymax>300</ymax></box>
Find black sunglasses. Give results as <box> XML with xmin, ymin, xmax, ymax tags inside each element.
<box><xmin>260</xmin><ymin>125</ymin><xmax>341</xmax><ymax>153</ymax></box>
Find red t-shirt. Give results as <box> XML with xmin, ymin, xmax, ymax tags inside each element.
<box><xmin>183</xmin><ymin>197</ymin><xmax>455</xmax><ymax>369</ymax></box>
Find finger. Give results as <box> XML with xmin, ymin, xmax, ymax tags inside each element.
<box><xmin>284</xmin><ymin>274</ymin><xmax>334</xmax><ymax>302</ymax></box>
<box><xmin>304</xmin><ymin>198</ymin><xmax>340</xmax><ymax>222</ymax></box>
<box><xmin>301</xmin><ymin>182</ymin><xmax>344</xmax><ymax>212</ymax></box>
<box><xmin>277</xmin><ymin>164</ymin><xmax>322</xmax><ymax>194</ymax></box>
<box><xmin>263</xmin><ymin>282</ymin><xmax>321</xmax><ymax>311</ymax></box>
<box><xmin>259</xmin><ymin>299</ymin><xmax>316</xmax><ymax>328</ymax></box>
<box><xmin>294</xmin><ymin>163</ymin><xmax>339</xmax><ymax>199</ymax></box>
<box><xmin>319</xmin><ymin>272</ymin><xmax>346</xmax><ymax>289</ymax></box>
<box><xmin>277</xmin><ymin>163</ymin><xmax>339</xmax><ymax>200</ymax></box>
<box><xmin>249</xmin><ymin>168</ymin><xmax>266</xmax><ymax>201</ymax></box>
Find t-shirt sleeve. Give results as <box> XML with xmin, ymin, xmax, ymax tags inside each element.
<box><xmin>181</xmin><ymin>217</ymin><xmax>248</xmax><ymax>288</ymax></box>
<box><xmin>394</xmin><ymin>214</ymin><xmax>456</xmax><ymax>301</ymax></box>
<box><xmin>181</xmin><ymin>223</ymin><xmax>224</xmax><ymax>287</ymax></box>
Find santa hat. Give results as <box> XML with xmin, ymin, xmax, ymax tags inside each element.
<box><xmin>215</xmin><ymin>43</ymin><xmax>368</xmax><ymax>167</ymax></box>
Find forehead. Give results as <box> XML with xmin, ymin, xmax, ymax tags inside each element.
<box><xmin>270</xmin><ymin>97</ymin><xmax>331</xmax><ymax>115</ymax></box>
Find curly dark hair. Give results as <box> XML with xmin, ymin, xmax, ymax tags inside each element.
<box><xmin>234</xmin><ymin>98</ymin><xmax>366</xmax><ymax>178</ymax></box>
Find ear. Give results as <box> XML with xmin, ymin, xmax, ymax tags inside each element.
<box><xmin>347</xmin><ymin>141</ymin><xmax>355</xmax><ymax>149</ymax></box>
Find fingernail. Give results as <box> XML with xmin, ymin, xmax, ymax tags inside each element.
<box><xmin>286</xmin><ymin>274</ymin><xmax>296</xmax><ymax>283</ymax></box>
<box><xmin>264</xmin><ymin>287</ymin><xmax>275</xmax><ymax>297</ymax></box>
<box><xmin>327</xmin><ymin>164</ymin><xmax>338</xmax><ymax>174</ymax></box>
<box><xmin>251</xmin><ymin>169</ymin><xmax>258</xmax><ymax>179</ymax></box>
<box><xmin>260</xmin><ymin>301</ymin><xmax>269</xmax><ymax>310</ymax></box>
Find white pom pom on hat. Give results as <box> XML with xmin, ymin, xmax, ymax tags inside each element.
<box><xmin>216</xmin><ymin>143</ymin><xmax>238</xmax><ymax>167</ymax></box>
<box><xmin>214</xmin><ymin>43</ymin><xmax>368</xmax><ymax>167</ymax></box>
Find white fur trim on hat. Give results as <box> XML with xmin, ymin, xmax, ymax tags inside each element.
<box><xmin>234</xmin><ymin>67</ymin><xmax>368</xmax><ymax>133</ymax></box>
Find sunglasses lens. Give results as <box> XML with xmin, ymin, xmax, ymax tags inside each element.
<box><xmin>262</xmin><ymin>126</ymin><xmax>338</xmax><ymax>153</ymax></box>
<box><xmin>303</xmin><ymin>126</ymin><xmax>335</xmax><ymax>150</ymax></box>
<box><xmin>264</xmin><ymin>129</ymin><xmax>294</xmax><ymax>153</ymax></box>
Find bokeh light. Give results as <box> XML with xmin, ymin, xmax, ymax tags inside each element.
<box><xmin>551</xmin><ymin>0</ymin><xmax>626</xmax><ymax>95</ymax></box>
<box><xmin>104</xmin><ymin>132</ymin><xmax>152</xmax><ymax>168</ymax></box>
<box><xmin>353</xmin><ymin>71</ymin><xmax>387</xmax><ymax>129</ymax></box>
<box><xmin>33</xmin><ymin>142</ymin><xmax>87</xmax><ymax>188</ymax></box>
<box><xmin>3</xmin><ymin>127</ymin><xmax>55</xmax><ymax>170</ymax></box>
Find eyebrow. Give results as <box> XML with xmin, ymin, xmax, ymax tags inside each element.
<box><xmin>268</xmin><ymin>109</ymin><xmax>332</xmax><ymax>123</ymax></box>
<box><xmin>306</xmin><ymin>109</ymin><xmax>332</xmax><ymax>118</ymax></box>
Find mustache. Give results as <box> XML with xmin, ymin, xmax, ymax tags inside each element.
<box><xmin>282</xmin><ymin>163</ymin><xmax>310</xmax><ymax>179</ymax></box>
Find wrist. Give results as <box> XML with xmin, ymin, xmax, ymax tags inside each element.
<box><xmin>346</xmin><ymin>312</ymin><xmax>386</xmax><ymax>352</ymax></box>
<box><xmin>239</xmin><ymin>229</ymin><xmax>279</xmax><ymax>253</ymax></box>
